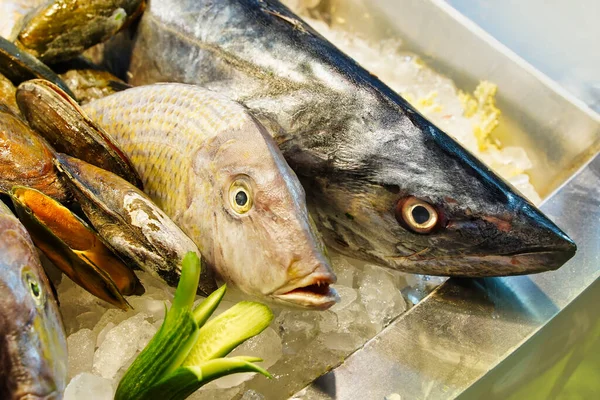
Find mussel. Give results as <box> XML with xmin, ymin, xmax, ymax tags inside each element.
<box><xmin>14</xmin><ymin>0</ymin><xmax>146</xmax><ymax>64</ymax></box>
<box><xmin>10</xmin><ymin>185</ymin><xmax>143</xmax><ymax>310</ymax></box>
<box><xmin>55</xmin><ymin>153</ymin><xmax>218</xmax><ymax>296</ymax></box>
<box><xmin>0</xmin><ymin>36</ymin><xmax>75</xmax><ymax>98</ymax></box>
<box><xmin>0</xmin><ymin>104</ymin><xmax>68</xmax><ymax>200</ymax></box>
<box><xmin>16</xmin><ymin>78</ymin><xmax>143</xmax><ymax>188</ymax></box>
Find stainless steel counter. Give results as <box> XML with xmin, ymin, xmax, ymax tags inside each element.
<box><xmin>290</xmin><ymin>1</ymin><xmax>600</xmax><ymax>398</ymax></box>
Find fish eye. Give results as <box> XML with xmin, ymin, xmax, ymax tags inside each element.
<box><xmin>229</xmin><ymin>177</ymin><xmax>253</xmax><ymax>214</ymax></box>
<box><xmin>395</xmin><ymin>196</ymin><xmax>439</xmax><ymax>234</ymax></box>
<box><xmin>22</xmin><ymin>269</ymin><xmax>44</xmax><ymax>305</ymax></box>
<box><xmin>235</xmin><ymin>190</ymin><xmax>248</xmax><ymax>207</ymax></box>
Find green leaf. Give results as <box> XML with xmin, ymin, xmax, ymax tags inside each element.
<box><xmin>183</xmin><ymin>301</ymin><xmax>273</xmax><ymax>367</ymax></box>
<box><xmin>171</xmin><ymin>252</ymin><xmax>201</xmax><ymax>313</ymax></box>
<box><xmin>143</xmin><ymin>358</ymin><xmax>272</xmax><ymax>400</ymax></box>
<box><xmin>193</xmin><ymin>284</ymin><xmax>227</xmax><ymax>327</ymax></box>
<box><xmin>115</xmin><ymin>252</ymin><xmax>201</xmax><ymax>400</ymax></box>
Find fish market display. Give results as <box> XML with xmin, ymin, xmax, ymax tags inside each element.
<box><xmin>127</xmin><ymin>0</ymin><xmax>576</xmax><ymax>277</ymax></box>
<box><xmin>0</xmin><ymin>200</ymin><xmax>68</xmax><ymax>399</ymax></box>
<box><xmin>0</xmin><ymin>0</ymin><xmax>582</xmax><ymax>399</ymax></box>
<box><xmin>82</xmin><ymin>83</ymin><xmax>338</xmax><ymax>309</ymax></box>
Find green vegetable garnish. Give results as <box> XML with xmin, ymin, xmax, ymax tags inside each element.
<box><xmin>116</xmin><ymin>252</ymin><xmax>273</xmax><ymax>400</ymax></box>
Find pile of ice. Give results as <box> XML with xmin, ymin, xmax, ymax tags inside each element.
<box><xmin>59</xmin><ymin>250</ymin><xmax>439</xmax><ymax>399</ymax></box>
<box><xmin>282</xmin><ymin>0</ymin><xmax>541</xmax><ymax>204</ymax></box>
<box><xmin>56</xmin><ymin>227</ymin><xmax>437</xmax><ymax>395</ymax></box>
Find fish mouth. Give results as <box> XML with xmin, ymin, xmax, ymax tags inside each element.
<box><xmin>272</xmin><ymin>273</ymin><xmax>339</xmax><ymax>310</ymax></box>
<box><xmin>387</xmin><ymin>244</ymin><xmax>577</xmax><ymax>277</ymax></box>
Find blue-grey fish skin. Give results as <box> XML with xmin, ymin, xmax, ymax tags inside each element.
<box><xmin>127</xmin><ymin>0</ymin><xmax>576</xmax><ymax>277</ymax></box>
<box><xmin>0</xmin><ymin>201</ymin><xmax>67</xmax><ymax>399</ymax></box>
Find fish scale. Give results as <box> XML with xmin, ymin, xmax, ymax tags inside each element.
<box><xmin>83</xmin><ymin>83</ymin><xmax>252</xmax><ymax>218</ymax></box>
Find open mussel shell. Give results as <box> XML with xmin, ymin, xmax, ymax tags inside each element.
<box><xmin>0</xmin><ymin>104</ymin><xmax>68</xmax><ymax>201</ymax></box>
<box><xmin>9</xmin><ymin>185</ymin><xmax>144</xmax><ymax>310</ymax></box>
<box><xmin>17</xmin><ymin>79</ymin><xmax>143</xmax><ymax>188</ymax></box>
<box><xmin>15</xmin><ymin>0</ymin><xmax>146</xmax><ymax>64</ymax></box>
<box><xmin>0</xmin><ymin>36</ymin><xmax>75</xmax><ymax>98</ymax></box>
<box><xmin>55</xmin><ymin>153</ymin><xmax>218</xmax><ymax>297</ymax></box>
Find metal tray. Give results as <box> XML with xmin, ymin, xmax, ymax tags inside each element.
<box><xmin>292</xmin><ymin>0</ymin><xmax>600</xmax><ymax>398</ymax></box>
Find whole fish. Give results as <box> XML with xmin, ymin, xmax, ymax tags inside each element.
<box><xmin>83</xmin><ymin>83</ymin><xmax>337</xmax><ymax>309</ymax></box>
<box><xmin>0</xmin><ymin>200</ymin><xmax>67</xmax><ymax>400</ymax></box>
<box><xmin>125</xmin><ymin>0</ymin><xmax>576</xmax><ymax>277</ymax></box>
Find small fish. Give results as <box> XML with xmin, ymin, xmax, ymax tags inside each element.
<box><xmin>0</xmin><ymin>200</ymin><xmax>68</xmax><ymax>400</ymax></box>
<box><xmin>83</xmin><ymin>83</ymin><xmax>337</xmax><ymax>309</ymax></box>
<box><xmin>126</xmin><ymin>0</ymin><xmax>576</xmax><ymax>277</ymax></box>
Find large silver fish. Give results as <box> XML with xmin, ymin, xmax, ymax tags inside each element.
<box><xmin>125</xmin><ymin>0</ymin><xmax>576</xmax><ymax>277</ymax></box>
<box><xmin>83</xmin><ymin>83</ymin><xmax>337</xmax><ymax>309</ymax></box>
<box><xmin>0</xmin><ymin>200</ymin><xmax>68</xmax><ymax>400</ymax></box>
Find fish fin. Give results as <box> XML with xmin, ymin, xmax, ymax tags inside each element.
<box><xmin>108</xmin><ymin>80</ymin><xmax>133</xmax><ymax>92</ymax></box>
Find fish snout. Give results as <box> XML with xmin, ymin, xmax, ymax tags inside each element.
<box><xmin>449</xmin><ymin>201</ymin><xmax>576</xmax><ymax>276</ymax></box>
<box><xmin>272</xmin><ymin>260</ymin><xmax>339</xmax><ymax>310</ymax></box>
<box><xmin>496</xmin><ymin>202</ymin><xmax>577</xmax><ymax>271</ymax></box>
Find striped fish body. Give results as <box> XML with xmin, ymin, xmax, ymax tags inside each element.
<box><xmin>83</xmin><ymin>83</ymin><xmax>338</xmax><ymax>309</ymax></box>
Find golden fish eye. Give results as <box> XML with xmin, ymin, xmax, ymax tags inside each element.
<box><xmin>229</xmin><ymin>178</ymin><xmax>253</xmax><ymax>214</ymax></box>
<box><xmin>23</xmin><ymin>269</ymin><xmax>44</xmax><ymax>305</ymax></box>
<box><xmin>396</xmin><ymin>196</ymin><xmax>439</xmax><ymax>234</ymax></box>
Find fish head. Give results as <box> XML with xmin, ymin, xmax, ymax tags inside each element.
<box><xmin>0</xmin><ymin>204</ymin><xmax>67</xmax><ymax>399</ymax></box>
<box><xmin>305</xmin><ymin>107</ymin><xmax>576</xmax><ymax>277</ymax></box>
<box><xmin>195</xmin><ymin>117</ymin><xmax>337</xmax><ymax>309</ymax></box>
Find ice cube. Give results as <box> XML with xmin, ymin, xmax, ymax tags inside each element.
<box><xmin>358</xmin><ymin>265</ymin><xmax>407</xmax><ymax>329</ymax></box>
<box><xmin>329</xmin><ymin>252</ymin><xmax>356</xmax><ymax>287</ymax></box>
<box><xmin>135</xmin><ymin>271</ymin><xmax>174</xmax><ymax>300</ymax></box>
<box><xmin>64</xmin><ymin>373</ymin><xmax>113</xmax><ymax>400</ymax></box>
<box><xmin>92</xmin><ymin>313</ymin><xmax>157</xmax><ymax>379</ymax></box>
<box><xmin>330</xmin><ymin>286</ymin><xmax>358</xmax><ymax>312</ymax></box>
<box><xmin>276</xmin><ymin>310</ymin><xmax>319</xmax><ymax>355</ymax></box>
<box><xmin>75</xmin><ymin>311</ymin><xmax>103</xmax><ymax>331</ymax></box>
<box><xmin>318</xmin><ymin>311</ymin><xmax>339</xmax><ymax>333</ymax></box>
<box><xmin>186</xmin><ymin>385</ymin><xmax>242</xmax><ymax>400</ymax></box>
<box><xmin>67</xmin><ymin>329</ymin><xmax>95</xmax><ymax>378</ymax></box>
<box><xmin>319</xmin><ymin>331</ymin><xmax>362</xmax><ymax>352</ymax></box>
<box><xmin>127</xmin><ymin>296</ymin><xmax>169</xmax><ymax>322</ymax></box>
<box><xmin>92</xmin><ymin>309</ymin><xmax>130</xmax><ymax>338</ymax></box>
<box><xmin>96</xmin><ymin>322</ymin><xmax>115</xmax><ymax>348</ymax></box>
<box><xmin>241</xmin><ymin>389</ymin><xmax>266</xmax><ymax>400</ymax></box>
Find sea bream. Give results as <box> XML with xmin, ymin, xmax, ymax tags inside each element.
<box><xmin>124</xmin><ymin>0</ymin><xmax>576</xmax><ymax>276</ymax></box>
<box><xmin>82</xmin><ymin>83</ymin><xmax>337</xmax><ymax>309</ymax></box>
<box><xmin>0</xmin><ymin>200</ymin><xmax>67</xmax><ymax>400</ymax></box>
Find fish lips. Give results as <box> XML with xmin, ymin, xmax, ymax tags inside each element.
<box><xmin>272</xmin><ymin>272</ymin><xmax>339</xmax><ymax>310</ymax></box>
<box><xmin>391</xmin><ymin>241</ymin><xmax>577</xmax><ymax>277</ymax></box>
